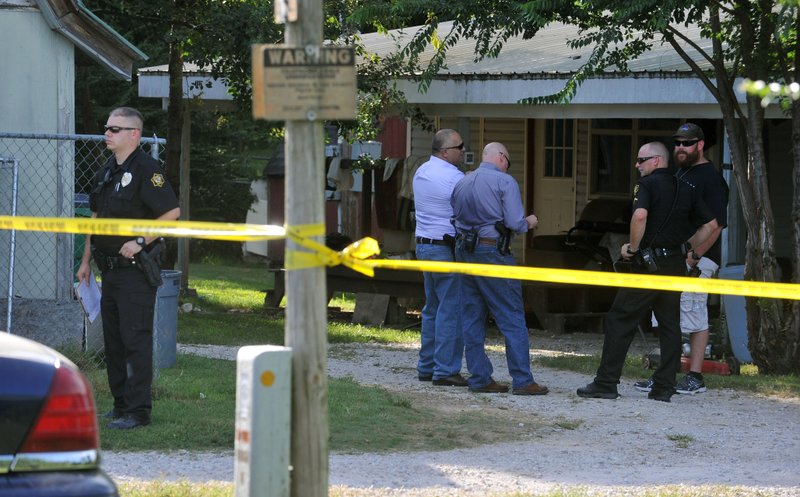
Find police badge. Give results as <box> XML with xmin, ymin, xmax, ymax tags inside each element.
<box><xmin>151</xmin><ymin>173</ymin><xmax>165</xmax><ymax>187</ymax></box>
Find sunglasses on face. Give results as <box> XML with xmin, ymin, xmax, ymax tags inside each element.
<box><xmin>104</xmin><ymin>125</ymin><xmax>139</xmax><ymax>134</ymax></box>
<box><xmin>674</xmin><ymin>139</ymin><xmax>699</xmax><ymax>148</ymax></box>
<box><xmin>500</xmin><ymin>152</ymin><xmax>512</xmax><ymax>169</ymax></box>
<box><xmin>440</xmin><ymin>142</ymin><xmax>465</xmax><ymax>151</ymax></box>
<box><xmin>636</xmin><ymin>156</ymin><xmax>657</xmax><ymax>164</ymax></box>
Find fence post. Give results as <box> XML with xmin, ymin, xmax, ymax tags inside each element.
<box><xmin>0</xmin><ymin>157</ymin><xmax>19</xmax><ymax>333</ymax></box>
<box><xmin>150</xmin><ymin>134</ymin><xmax>160</xmax><ymax>160</ymax></box>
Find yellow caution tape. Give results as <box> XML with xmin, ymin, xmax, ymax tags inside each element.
<box><xmin>284</xmin><ymin>224</ymin><xmax>380</xmax><ymax>275</ymax></box>
<box><xmin>0</xmin><ymin>215</ymin><xmax>284</xmax><ymax>241</ymax></box>
<box><xmin>366</xmin><ymin>258</ymin><xmax>800</xmax><ymax>301</ymax></box>
<box><xmin>1</xmin><ymin>215</ymin><xmax>797</xmax><ymax>300</ymax></box>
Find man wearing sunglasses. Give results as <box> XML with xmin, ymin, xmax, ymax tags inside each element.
<box><xmin>634</xmin><ymin>123</ymin><xmax>729</xmax><ymax>395</ymax></box>
<box><xmin>578</xmin><ymin>141</ymin><xmax>718</xmax><ymax>402</ymax></box>
<box><xmin>76</xmin><ymin>107</ymin><xmax>180</xmax><ymax>429</ymax></box>
<box><xmin>450</xmin><ymin>142</ymin><xmax>548</xmax><ymax>395</ymax></box>
<box><xmin>413</xmin><ymin>129</ymin><xmax>467</xmax><ymax>386</ymax></box>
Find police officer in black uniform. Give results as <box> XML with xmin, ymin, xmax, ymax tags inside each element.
<box><xmin>577</xmin><ymin>141</ymin><xmax>717</xmax><ymax>402</ymax></box>
<box><xmin>76</xmin><ymin>107</ymin><xmax>180</xmax><ymax>429</ymax></box>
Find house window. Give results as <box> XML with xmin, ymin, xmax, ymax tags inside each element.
<box><xmin>589</xmin><ymin>119</ymin><xmax>679</xmax><ymax>197</ymax></box>
<box><xmin>544</xmin><ymin>119</ymin><xmax>574</xmax><ymax>178</ymax></box>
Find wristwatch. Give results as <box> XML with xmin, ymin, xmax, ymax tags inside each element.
<box><xmin>136</xmin><ymin>237</ymin><xmax>147</xmax><ymax>249</ymax></box>
<box><xmin>691</xmin><ymin>250</ymin><xmax>702</xmax><ymax>261</ymax></box>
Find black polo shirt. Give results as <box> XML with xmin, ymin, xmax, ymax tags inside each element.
<box><xmin>632</xmin><ymin>168</ymin><xmax>714</xmax><ymax>249</ymax></box>
<box><xmin>89</xmin><ymin>148</ymin><xmax>178</xmax><ymax>254</ymax></box>
<box><xmin>675</xmin><ymin>161</ymin><xmax>729</xmax><ymax>265</ymax></box>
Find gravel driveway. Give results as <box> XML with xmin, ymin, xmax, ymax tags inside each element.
<box><xmin>103</xmin><ymin>331</ymin><xmax>800</xmax><ymax>496</ymax></box>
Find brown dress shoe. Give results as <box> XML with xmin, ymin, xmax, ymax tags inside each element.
<box><xmin>513</xmin><ymin>382</ymin><xmax>549</xmax><ymax>396</ymax></box>
<box><xmin>432</xmin><ymin>374</ymin><xmax>468</xmax><ymax>386</ymax></box>
<box><xmin>469</xmin><ymin>380</ymin><xmax>509</xmax><ymax>393</ymax></box>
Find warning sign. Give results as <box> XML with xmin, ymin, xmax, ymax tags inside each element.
<box><xmin>252</xmin><ymin>45</ymin><xmax>357</xmax><ymax>121</ymax></box>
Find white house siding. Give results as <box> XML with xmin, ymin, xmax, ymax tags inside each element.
<box><xmin>0</xmin><ymin>3</ymin><xmax>75</xmax><ymax>301</ymax></box>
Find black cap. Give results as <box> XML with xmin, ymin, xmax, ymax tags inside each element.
<box><xmin>673</xmin><ymin>123</ymin><xmax>705</xmax><ymax>141</ymax></box>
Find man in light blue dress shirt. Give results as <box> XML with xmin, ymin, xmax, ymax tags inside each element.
<box><xmin>413</xmin><ymin>129</ymin><xmax>467</xmax><ymax>386</ymax></box>
<box><xmin>451</xmin><ymin>142</ymin><xmax>549</xmax><ymax>395</ymax></box>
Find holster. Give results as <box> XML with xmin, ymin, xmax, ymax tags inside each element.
<box><xmin>494</xmin><ymin>221</ymin><xmax>512</xmax><ymax>256</ymax></box>
<box><xmin>460</xmin><ymin>230</ymin><xmax>478</xmax><ymax>253</ymax></box>
<box><xmin>135</xmin><ymin>238</ymin><xmax>165</xmax><ymax>287</ymax></box>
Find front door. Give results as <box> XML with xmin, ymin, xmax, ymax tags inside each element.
<box><xmin>532</xmin><ymin>119</ymin><xmax>576</xmax><ymax>236</ymax></box>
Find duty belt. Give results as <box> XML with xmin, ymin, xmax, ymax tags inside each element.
<box><xmin>93</xmin><ymin>249</ymin><xmax>136</xmax><ymax>271</ymax></box>
<box><xmin>651</xmin><ymin>247</ymin><xmax>683</xmax><ymax>258</ymax></box>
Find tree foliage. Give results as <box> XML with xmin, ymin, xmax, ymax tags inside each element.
<box><xmin>78</xmin><ymin>0</ymin><xmax>283</xmax><ymax>266</ymax></box>
<box><xmin>349</xmin><ymin>0</ymin><xmax>800</xmax><ymax>373</ymax></box>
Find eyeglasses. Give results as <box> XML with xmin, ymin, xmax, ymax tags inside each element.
<box><xmin>674</xmin><ymin>139</ymin><xmax>699</xmax><ymax>148</ymax></box>
<box><xmin>636</xmin><ymin>156</ymin><xmax>658</xmax><ymax>164</ymax></box>
<box><xmin>500</xmin><ymin>152</ymin><xmax>512</xmax><ymax>169</ymax></box>
<box><xmin>104</xmin><ymin>125</ymin><xmax>139</xmax><ymax>134</ymax></box>
<box><xmin>440</xmin><ymin>142</ymin><xmax>464</xmax><ymax>151</ymax></box>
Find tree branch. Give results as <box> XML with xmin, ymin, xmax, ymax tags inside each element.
<box><xmin>662</xmin><ymin>24</ymin><xmax>717</xmax><ymax>70</ymax></box>
<box><xmin>662</xmin><ymin>30</ymin><xmax>724</xmax><ymax>104</ymax></box>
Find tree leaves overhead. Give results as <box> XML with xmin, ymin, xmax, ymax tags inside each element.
<box><xmin>349</xmin><ymin>0</ymin><xmax>798</xmax><ymax>107</ymax></box>
<box><xmin>84</xmin><ymin>0</ymin><xmax>280</xmax><ymax>104</ymax></box>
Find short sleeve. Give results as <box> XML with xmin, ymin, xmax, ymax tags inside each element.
<box><xmin>632</xmin><ymin>179</ymin><xmax>651</xmax><ymax>211</ymax></box>
<box><xmin>137</xmin><ymin>160</ymin><xmax>178</xmax><ymax>217</ymax></box>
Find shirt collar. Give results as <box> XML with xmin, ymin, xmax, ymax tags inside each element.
<box><xmin>428</xmin><ymin>154</ymin><xmax>459</xmax><ymax>169</ymax></box>
<box><xmin>478</xmin><ymin>161</ymin><xmax>501</xmax><ymax>172</ymax></box>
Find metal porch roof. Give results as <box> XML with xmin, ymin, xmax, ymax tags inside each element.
<box><xmin>358</xmin><ymin>21</ymin><xmax>714</xmax><ymax>78</ymax></box>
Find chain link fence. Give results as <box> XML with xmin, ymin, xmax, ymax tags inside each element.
<box><xmin>0</xmin><ymin>132</ymin><xmax>165</xmax><ymax>359</ymax></box>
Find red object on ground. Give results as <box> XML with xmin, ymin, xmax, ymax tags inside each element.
<box><xmin>680</xmin><ymin>356</ymin><xmax>731</xmax><ymax>375</ymax></box>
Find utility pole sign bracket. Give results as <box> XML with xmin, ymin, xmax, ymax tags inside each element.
<box><xmin>252</xmin><ymin>45</ymin><xmax>357</xmax><ymax>121</ymax></box>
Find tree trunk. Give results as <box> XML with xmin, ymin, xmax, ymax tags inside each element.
<box><xmin>164</xmin><ymin>41</ymin><xmax>185</xmax><ymax>270</ymax></box>
<box><xmin>711</xmin><ymin>3</ymin><xmax>800</xmax><ymax>374</ymax></box>
<box><xmin>742</xmin><ymin>98</ymin><xmax>787</xmax><ymax>373</ymax></box>
<box><xmin>718</xmin><ymin>91</ymin><xmax>798</xmax><ymax>373</ymax></box>
<box><xmin>167</xmin><ymin>43</ymin><xmax>184</xmax><ymax>195</ymax></box>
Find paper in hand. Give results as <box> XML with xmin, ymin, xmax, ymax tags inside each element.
<box><xmin>75</xmin><ymin>272</ymin><xmax>101</xmax><ymax>323</ymax></box>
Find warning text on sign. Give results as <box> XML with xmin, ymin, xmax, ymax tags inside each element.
<box><xmin>252</xmin><ymin>45</ymin><xmax>357</xmax><ymax>121</ymax></box>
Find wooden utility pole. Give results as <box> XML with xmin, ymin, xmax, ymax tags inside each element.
<box><xmin>284</xmin><ymin>1</ymin><xmax>328</xmax><ymax>496</ymax></box>
<box><xmin>252</xmin><ymin>0</ymin><xmax>355</xmax><ymax>494</ymax></box>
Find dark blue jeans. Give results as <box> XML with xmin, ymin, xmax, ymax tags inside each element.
<box><xmin>455</xmin><ymin>241</ymin><xmax>535</xmax><ymax>389</ymax></box>
<box><xmin>416</xmin><ymin>243</ymin><xmax>464</xmax><ymax>379</ymax></box>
